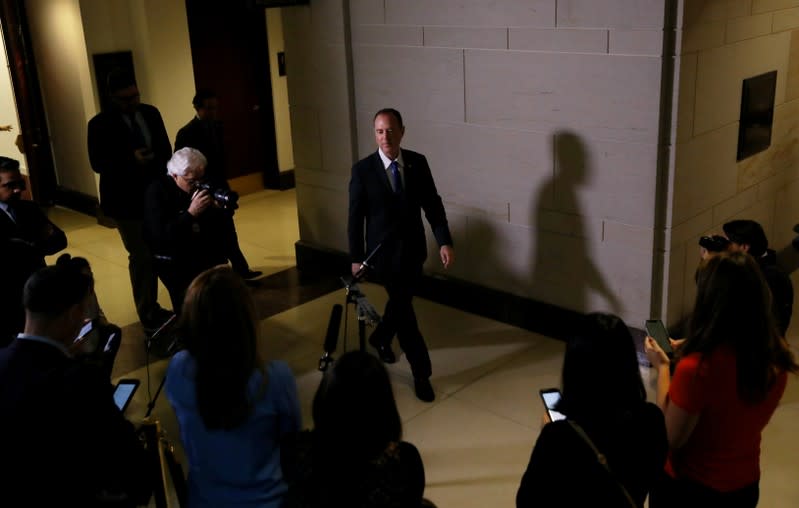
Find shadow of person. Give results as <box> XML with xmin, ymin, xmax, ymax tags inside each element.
<box><xmin>529</xmin><ymin>131</ymin><xmax>622</xmax><ymax>326</ymax></box>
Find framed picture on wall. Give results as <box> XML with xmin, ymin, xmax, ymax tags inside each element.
<box><xmin>736</xmin><ymin>70</ymin><xmax>777</xmax><ymax>162</ymax></box>
<box><xmin>92</xmin><ymin>51</ymin><xmax>135</xmax><ymax>113</ymax></box>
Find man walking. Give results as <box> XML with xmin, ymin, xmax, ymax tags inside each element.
<box><xmin>348</xmin><ymin>108</ymin><xmax>455</xmax><ymax>402</ymax></box>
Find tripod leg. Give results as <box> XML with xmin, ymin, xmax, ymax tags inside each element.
<box><xmin>163</xmin><ymin>439</ymin><xmax>187</xmax><ymax>507</ymax></box>
<box><xmin>141</xmin><ymin>420</ymin><xmax>169</xmax><ymax>508</ymax></box>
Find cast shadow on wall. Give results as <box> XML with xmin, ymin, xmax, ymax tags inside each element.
<box><xmin>529</xmin><ymin>131</ymin><xmax>622</xmax><ymax>326</ymax></box>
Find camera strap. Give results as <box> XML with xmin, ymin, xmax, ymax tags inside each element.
<box><xmin>567</xmin><ymin>420</ymin><xmax>637</xmax><ymax>508</ymax></box>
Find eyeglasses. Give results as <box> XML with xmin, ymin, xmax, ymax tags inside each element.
<box><xmin>0</xmin><ymin>179</ymin><xmax>25</xmax><ymax>190</ymax></box>
<box><xmin>178</xmin><ymin>174</ymin><xmax>201</xmax><ymax>187</ymax></box>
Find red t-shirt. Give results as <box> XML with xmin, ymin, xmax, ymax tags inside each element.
<box><xmin>665</xmin><ymin>346</ymin><xmax>787</xmax><ymax>491</ymax></box>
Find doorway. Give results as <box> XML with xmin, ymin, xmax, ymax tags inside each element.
<box><xmin>184</xmin><ymin>0</ymin><xmax>280</xmax><ymax>191</ymax></box>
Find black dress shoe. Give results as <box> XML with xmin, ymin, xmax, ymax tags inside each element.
<box><xmin>414</xmin><ymin>378</ymin><xmax>435</xmax><ymax>402</ymax></box>
<box><xmin>369</xmin><ymin>335</ymin><xmax>396</xmax><ymax>364</ymax></box>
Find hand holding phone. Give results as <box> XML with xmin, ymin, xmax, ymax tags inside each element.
<box><xmin>645</xmin><ymin>319</ymin><xmax>673</xmax><ymax>355</ymax></box>
<box><xmin>539</xmin><ymin>388</ymin><xmax>566</xmax><ymax>423</ymax></box>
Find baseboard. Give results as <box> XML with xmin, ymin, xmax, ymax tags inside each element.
<box><xmin>54</xmin><ymin>186</ymin><xmax>99</xmax><ymax>217</ymax></box>
<box><xmin>278</xmin><ymin>169</ymin><xmax>295</xmax><ymax>190</ymax></box>
<box><xmin>294</xmin><ymin>240</ymin><xmax>585</xmax><ymax>342</ymax></box>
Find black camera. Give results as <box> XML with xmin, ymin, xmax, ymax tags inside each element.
<box><xmin>194</xmin><ymin>182</ymin><xmax>239</xmax><ymax>210</ymax></box>
<box><xmin>698</xmin><ymin>235</ymin><xmax>730</xmax><ymax>253</ymax></box>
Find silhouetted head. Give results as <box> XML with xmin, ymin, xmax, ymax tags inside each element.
<box><xmin>181</xmin><ymin>266</ymin><xmax>259</xmax><ymax>429</ymax></box>
<box><xmin>106</xmin><ymin>69</ymin><xmax>140</xmax><ymax>114</ymax></box>
<box><xmin>553</xmin><ymin>131</ymin><xmax>588</xmax><ymax>186</ymax></box>
<box><xmin>0</xmin><ymin>157</ymin><xmax>24</xmax><ymax>203</ymax></box>
<box><xmin>192</xmin><ymin>89</ymin><xmax>219</xmax><ymax>121</ymax></box>
<box><xmin>559</xmin><ymin>312</ymin><xmax>646</xmax><ymax>422</ymax></box>
<box><xmin>312</xmin><ymin>350</ymin><xmax>402</xmax><ymax>461</ymax></box>
<box><xmin>723</xmin><ymin>219</ymin><xmax>768</xmax><ymax>258</ymax></box>
<box><xmin>23</xmin><ymin>263</ymin><xmax>93</xmax><ymax>343</ymax></box>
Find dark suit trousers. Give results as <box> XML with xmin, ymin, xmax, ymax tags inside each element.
<box><xmin>371</xmin><ymin>265</ymin><xmax>432</xmax><ymax>380</ymax></box>
<box><xmin>116</xmin><ymin>219</ymin><xmax>162</xmax><ymax>324</ymax></box>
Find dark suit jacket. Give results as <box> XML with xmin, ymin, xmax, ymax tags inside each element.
<box><xmin>87</xmin><ymin>104</ymin><xmax>172</xmax><ymax>219</ymax></box>
<box><xmin>0</xmin><ymin>339</ymin><xmax>151</xmax><ymax>506</ymax></box>
<box><xmin>348</xmin><ymin>149</ymin><xmax>452</xmax><ymax>275</ymax></box>
<box><xmin>0</xmin><ymin>201</ymin><xmax>67</xmax><ymax>343</ymax></box>
<box><xmin>143</xmin><ymin>174</ymin><xmax>232</xmax><ymax>273</ymax></box>
<box><xmin>174</xmin><ymin>117</ymin><xmax>228</xmax><ymax>188</ymax></box>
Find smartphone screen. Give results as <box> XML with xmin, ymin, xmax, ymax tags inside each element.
<box><xmin>539</xmin><ymin>388</ymin><xmax>566</xmax><ymax>422</ymax></box>
<box><xmin>645</xmin><ymin>319</ymin><xmax>673</xmax><ymax>354</ymax></box>
<box><xmin>74</xmin><ymin>320</ymin><xmax>94</xmax><ymax>343</ymax></box>
<box><xmin>113</xmin><ymin>379</ymin><xmax>140</xmax><ymax>413</ymax></box>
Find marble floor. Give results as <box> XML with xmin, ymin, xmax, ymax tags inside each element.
<box><xmin>45</xmin><ymin>189</ymin><xmax>799</xmax><ymax>508</ymax></box>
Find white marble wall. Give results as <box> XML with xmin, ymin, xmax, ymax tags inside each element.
<box><xmin>287</xmin><ymin>0</ymin><xmax>670</xmax><ymax>326</ymax></box>
<box><xmin>665</xmin><ymin>0</ymin><xmax>799</xmax><ymax>323</ymax></box>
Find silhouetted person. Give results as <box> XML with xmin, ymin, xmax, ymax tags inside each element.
<box><xmin>87</xmin><ymin>69</ymin><xmax>173</xmax><ymax>333</ymax></box>
<box><xmin>144</xmin><ymin>148</ymin><xmax>239</xmax><ymax>314</ymax></box>
<box><xmin>175</xmin><ymin>89</ymin><xmax>261</xmax><ymax>280</ymax></box>
<box><xmin>0</xmin><ymin>263</ymin><xmax>151</xmax><ymax>506</ymax></box>
<box><xmin>167</xmin><ymin>266</ymin><xmax>300</xmax><ymax>507</ymax></box>
<box><xmin>721</xmin><ymin>220</ymin><xmax>793</xmax><ymax>336</ymax></box>
<box><xmin>282</xmin><ymin>350</ymin><xmax>427</xmax><ymax>508</ymax></box>
<box><xmin>0</xmin><ymin>156</ymin><xmax>66</xmax><ymax>345</ymax></box>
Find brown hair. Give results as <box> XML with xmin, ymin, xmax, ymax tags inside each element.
<box><xmin>180</xmin><ymin>266</ymin><xmax>261</xmax><ymax>429</ymax></box>
<box><xmin>683</xmin><ymin>251</ymin><xmax>798</xmax><ymax>402</ymax></box>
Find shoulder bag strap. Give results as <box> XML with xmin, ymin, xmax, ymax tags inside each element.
<box><xmin>567</xmin><ymin>420</ymin><xmax>638</xmax><ymax>508</ymax></box>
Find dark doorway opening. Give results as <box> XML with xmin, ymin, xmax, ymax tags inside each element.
<box><xmin>184</xmin><ymin>0</ymin><xmax>280</xmax><ymax>189</ymax></box>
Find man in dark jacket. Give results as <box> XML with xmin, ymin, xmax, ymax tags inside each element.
<box><xmin>723</xmin><ymin>219</ymin><xmax>793</xmax><ymax>336</ymax></box>
<box><xmin>174</xmin><ymin>90</ymin><xmax>260</xmax><ymax>279</ymax></box>
<box><xmin>87</xmin><ymin>69</ymin><xmax>173</xmax><ymax>332</ymax></box>
<box><xmin>0</xmin><ymin>156</ymin><xmax>66</xmax><ymax>344</ymax></box>
<box><xmin>0</xmin><ymin>263</ymin><xmax>151</xmax><ymax>506</ymax></box>
<box><xmin>348</xmin><ymin>108</ymin><xmax>455</xmax><ymax>402</ymax></box>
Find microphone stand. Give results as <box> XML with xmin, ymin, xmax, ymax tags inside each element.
<box><xmin>319</xmin><ymin>243</ymin><xmax>383</xmax><ymax>370</ymax></box>
<box><xmin>144</xmin><ymin>315</ymin><xmax>179</xmax><ymax>419</ymax></box>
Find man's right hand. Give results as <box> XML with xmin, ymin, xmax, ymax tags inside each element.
<box><xmin>188</xmin><ymin>189</ymin><xmax>212</xmax><ymax>216</ymax></box>
<box><xmin>351</xmin><ymin>263</ymin><xmax>362</xmax><ymax>278</ymax></box>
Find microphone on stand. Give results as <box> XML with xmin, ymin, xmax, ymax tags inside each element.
<box><xmin>353</xmin><ymin>242</ymin><xmax>383</xmax><ymax>280</ymax></box>
<box><xmin>318</xmin><ymin>304</ymin><xmax>343</xmax><ymax>372</ymax></box>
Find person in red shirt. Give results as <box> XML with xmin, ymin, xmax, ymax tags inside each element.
<box><xmin>646</xmin><ymin>251</ymin><xmax>798</xmax><ymax>507</ymax></box>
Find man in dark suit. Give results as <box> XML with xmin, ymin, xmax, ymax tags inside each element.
<box><xmin>0</xmin><ymin>157</ymin><xmax>66</xmax><ymax>345</ymax></box>
<box><xmin>348</xmin><ymin>108</ymin><xmax>455</xmax><ymax>402</ymax></box>
<box><xmin>0</xmin><ymin>263</ymin><xmax>151</xmax><ymax>506</ymax></box>
<box><xmin>87</xmin><ymin>69</ymin><xmax>173</xmax><ymax>332</ymax></box>
<box><xmin>174</xmin><ymin>90</ymin><xmax>260</xmax><ymax>280</ymax></box>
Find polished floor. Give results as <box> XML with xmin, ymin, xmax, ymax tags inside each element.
<box><xmin>46</xmin><ymin>189</ymin><xmax>799</xmax><ymax>508</ymax></box>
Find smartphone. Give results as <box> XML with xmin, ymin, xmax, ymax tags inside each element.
<box><xmin>74</xmin><ymin>320</ymin><xmax>94</xmax><ymax>343</ymax></box>
<box><xmin>645</xmin><ymin>319</ymin><xmax>673</xmax><ymax>355</ymax></box>
<box><xmin>113</xmin><ymin>379</ymin><xmax>140</xmax><ymax>413</ymax></box>
<box><xmin>539</xmin><ymin>388</ymin><xmax>566</xmax><ymax>422</ymax></box>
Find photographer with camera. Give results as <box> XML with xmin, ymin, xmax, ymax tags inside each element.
<box><xmin>698</xmin><ymin>220</ymin><xmax>793</xmax><ymax>336</ymax></box>
<box><xmin>144</xmin><ymin>147</ymin><xmax>239</xmax><ymax>314</ymax></box>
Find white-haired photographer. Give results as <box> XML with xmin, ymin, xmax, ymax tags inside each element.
<box><xmin>143</xmin><ymin>147</ymin><xmax>241</xmax><ymax>315</ymax></box>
